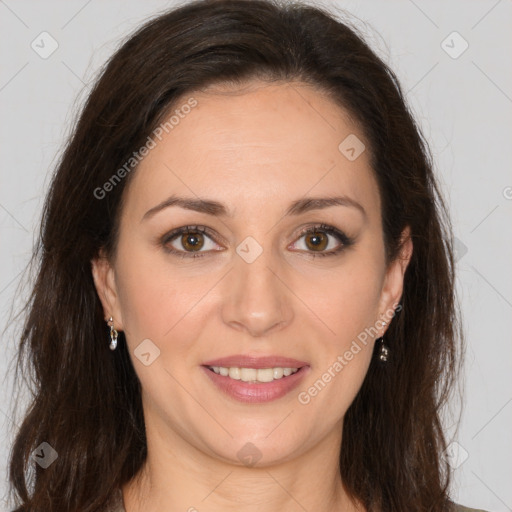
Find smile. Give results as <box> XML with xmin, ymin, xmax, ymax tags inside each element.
<box><xmin>202</xmin><ymin>365</ymin><xmax>309</xmax><ymax>403</ymax></box>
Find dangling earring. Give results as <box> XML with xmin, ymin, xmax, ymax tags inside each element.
<box><xmin>378</xmin><ymin>320</ymin><xmax>389</xmax><ymax>362</ymax></box>
<box><xmin>108</xmin><ymin>316</ymin><xmax>118</xmax><ymax>351</ymax></box>
<box><xmin>378</xmin><ymin>336</ymin><xmax>390</xmax><ymax>362</ymax></box>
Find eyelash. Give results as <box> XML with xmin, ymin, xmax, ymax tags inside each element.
<box><xmin>161</xmin><ymin>224</ymin><xmax>354</xmax><ymax>259</ymax></box>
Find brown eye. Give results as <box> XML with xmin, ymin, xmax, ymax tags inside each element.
<box><xmin>163</xmin><ymin>226</ymin><xmax>222</xmax><ymax>257</ymax></box>
<box><xmin>304</xmin><ymin>231</ymin><xmax>328</xmax><ymax>251</ymax></box>
<box><xmin>290</xmin><ymin>224</ymin><xmax>353</xmax><ymax>257</ymax></box>
<box><xmin>180</xmin><ymin>232</ymin><xmax>204</xmax><ymax>252</ymax></box>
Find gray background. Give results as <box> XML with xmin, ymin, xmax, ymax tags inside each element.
<box><xmin>1</xmin><ymin>0</ymin><xmax>511</xmax><ymax>510</ymax></box>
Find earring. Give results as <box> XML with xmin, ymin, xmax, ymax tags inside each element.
<box><xmin>378</xmin><ymin>320</ymin><xmax>389</xmax><ymax>362</ymax></box>
<box><xmin>108</xmin><ymin>316</ymin><xmax>118</xmax><ymax>351</ymax></box>
<box><xmin>378</xmin><ymin>337</ymin><xmax>390</xmax><ymax>362</ymax></box>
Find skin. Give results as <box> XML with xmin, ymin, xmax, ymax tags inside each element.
<box><xmin>92</xmin><ymin>80</ymin><xmax>413</xmax><ymax>512</ymax></box>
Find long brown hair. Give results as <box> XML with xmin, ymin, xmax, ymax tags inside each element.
<box><xmin>8</xmin><ymin>0</ymin><xmax>464</xmax><ymax>510</ymax></box>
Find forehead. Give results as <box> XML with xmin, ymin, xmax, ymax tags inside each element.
<box><xmin>121</xmin><ymin>80</ymin><xmax>380</xmax><ymax>222</ymax></box>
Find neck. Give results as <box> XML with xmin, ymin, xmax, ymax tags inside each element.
<box><xmin>122</xmin><ymin>415</ymin><xmax>363</xmax><ymax>512</ymax></box>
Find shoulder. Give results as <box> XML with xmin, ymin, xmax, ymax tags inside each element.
<box><xmin>452</xmin><ymin>504</ymin><xmax>490</xmax><ymax>512</ymax></box>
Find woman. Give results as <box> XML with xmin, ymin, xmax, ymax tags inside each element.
<box><xmin>7</xmin><ymin>0</ymin><xmax>487</xmax><ymax>511</ymax></box>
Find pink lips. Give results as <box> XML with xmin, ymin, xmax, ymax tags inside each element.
<box><xmin>201</xmin><ymin>354</ymin><xmax>310</xmax><ymax>403</ymax></box>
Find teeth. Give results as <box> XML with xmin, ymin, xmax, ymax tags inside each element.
<box><xmin>210</xmin><ymin>366</ymin><xmax>299</xmax><ymax>383</ymax></box>
<box><xmin>228</xmin><ymin>367</ymin><xmax>240</xmax><ymax>380</ymax></box>
<box><xmin>273</xmin><ymin>367</ymin><xmax>284</xmax><ymax>379</ymax></box>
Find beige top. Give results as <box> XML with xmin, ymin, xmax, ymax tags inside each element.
<box><xmin>108</xmin><ymin>489</ymin><xmax>489</xmax><ymax>512</ymax></box>
<box><xmin>455</xmin><ymin>507</ymin><xmax>490</xmax><ymax>512</ymax></box>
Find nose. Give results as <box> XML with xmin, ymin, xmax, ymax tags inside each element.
<box><xmin>221</xmin><ymin>247</ymin><xmax>294</xmax><ymax>338</ymax></box>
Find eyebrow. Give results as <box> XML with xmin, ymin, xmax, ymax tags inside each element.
<box><xmin>141</xmin><ymin>194</ymin><xmax>366</xmax><ymax>221</ymax></box>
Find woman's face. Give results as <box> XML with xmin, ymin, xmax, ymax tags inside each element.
<box><xmin>93</xmin><ymin>80</ymin><xmax>411</xmax><ymax>467</ymax></box>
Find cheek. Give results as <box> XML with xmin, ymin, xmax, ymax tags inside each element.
<box><xmin>296</xmin><ymin>262</ymin><xmax>382</xmax><ymax>417</ymax></box>
<box><xmin>114</xmin><ymin>241</ymin><xmax>218</xmax><ymax>353</ymax></box>
<box><xmin>304</xmin><ymin>256</ymin><xmax>384</xmax><ymax>345</ymax></box>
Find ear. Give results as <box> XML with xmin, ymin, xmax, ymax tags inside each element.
<box><xmin>376</xmin><ymin>225</ymin><xmax>413</xmax><ymax>336</ymax></box>
<box><xmin>91</xmin><ymin>250</ymin><xmax>124</xmax><ymax>330</ymax></box>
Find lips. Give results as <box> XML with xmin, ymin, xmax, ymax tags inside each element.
<box><xmin>201</xmin><ymin>364</ymin><xmax>310</xmax><ymax>403</ymax></box>
<box><xmin>202</xmin><ymin>354</ymin><xmax>309</xmax><ymax>369</ymax></box>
